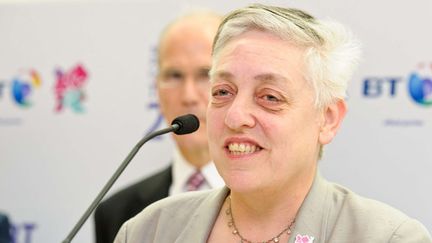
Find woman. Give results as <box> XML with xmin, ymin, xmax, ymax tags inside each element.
<box><xmin>115</xmin><ymin>4</ymin><xmax>431</xmax><ymax>243</ymax></box>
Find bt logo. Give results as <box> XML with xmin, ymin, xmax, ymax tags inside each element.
<box><xmin>408</xmin><ymin>72</ymin><xmax>432</xmax><ymax>106</ymax></box>
<box><xmin>2</xmin><ymin>70</ymin><xmax>42</xmax><ymax>107</ymax></box>
<box><xmin>362</xmin><ymin>77</ymin><xmax>402</xmax><ymax>97</ymax></box>
<box><xmin>362</xmin><ymin>62</ymin><xmax>432</xmax><ymax>107</ymax></box>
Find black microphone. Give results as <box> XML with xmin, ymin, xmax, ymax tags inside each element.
<box><xmin>172</xmin><ymin>113</ymin><xmax>200</xmax><ymax>135</ymax></box>
<box><xmin>62</xmin><ymin>114</ymin><xmax>199</xmax><ymax>243</ymax></box>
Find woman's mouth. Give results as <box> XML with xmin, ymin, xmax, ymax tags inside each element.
<box><xmin>226</xmin><ymin>142</ymin><xmax>262</xmax><ymax>155</ymax></box>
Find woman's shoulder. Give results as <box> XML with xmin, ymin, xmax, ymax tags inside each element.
<box><xmin>328</xmin><ymin>182</ymin><xmax>408</xmax><ymax>222</ymax></box>
<box><xmin>114</xmin><ymin>187</ymin><xmax>229</xmax><ymax>243</ymax></box>
<box><xmin>326</xmin><ymin>181</ymin><xmax>431</xmax><ymax>242</ymax></box>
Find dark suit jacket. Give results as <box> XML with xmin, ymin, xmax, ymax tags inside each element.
<box><xmin>94</xmin><ymin>166</ymin><xmax>172</xmax><ymax>243</ymax></box>
<box><xmin>0</xmin><ymin>213</ymin><xmax>11</xmax><ymax>243</ymax></box>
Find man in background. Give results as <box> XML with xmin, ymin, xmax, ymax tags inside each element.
<box><xmin>94</xmin><ymin>12</ymin><xmax>224</xmax><ymax>243</ymax></box>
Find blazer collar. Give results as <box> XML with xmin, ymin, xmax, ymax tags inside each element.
<box><xmin>172</xmin><ymin>174</ymin><xmax>330</xmax><ymax>242</ymax></box>
<box><xmin>290</xmin><ymin>173</ymin><xmax>330</xmax><ymax>242</ymax></box>
<box><xmin>175</xmin><ymin>187</ymin><xmax>230</xmax><ymax>242</ymax></box>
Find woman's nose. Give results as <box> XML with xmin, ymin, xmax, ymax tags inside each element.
<box><xmin>224</xmin><ymin>94</ymin><xmax>256</xmax><ymax>131</ymax></box>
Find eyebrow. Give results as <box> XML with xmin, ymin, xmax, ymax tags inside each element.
<box><xmin>211</xmin><ymin>71</ymin><xmax>234</xmax><ymax>81</ymax></box>
<box><xmin>211</xmin><ymin>71</ymin><xmax>290</xmax><ymax>85</ymax></box>
<box><xmin>254</xmin><ymin>73</ymin><xmax>290</xmax><ymax>84</ymax></box>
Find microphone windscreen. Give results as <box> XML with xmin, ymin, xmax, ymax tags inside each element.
<box><xmin>171</xmin><ymin>114</ymin><xmax>200</xmax><ymax>135</ymax></box>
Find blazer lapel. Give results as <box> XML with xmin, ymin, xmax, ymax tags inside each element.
<box><xmin>290</xmin><ymin>173</ymin><xmax>330</xmax><ymax>243</ymax></box>
<box><xmin>162</xmin><ymin>174</ymin><xmax>330</xmax><ymax>243</ymax></box>
<box><xmin>175</xmin><ymin>187</ymin><xmax>230</xmax><ymax>242</ymax></box>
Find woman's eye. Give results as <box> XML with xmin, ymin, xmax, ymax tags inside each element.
<box><xmin>263</xmin><ymin>94</ymin><xmax>279</xmax><ymax>102</ymax></box>
<box><xmin>212</xmin><ymin>89</ymin><xmax>231</xmax><ymax>97</ymax></box>
<box><xmin>259</xmin><ymin>94</ymin><xmax>281</xmax><ymax>103</ymax></box>
<box><xmin>256</xmin><ymin>91</ymin><xmax>286</xmax><ymax>111</ymax></box>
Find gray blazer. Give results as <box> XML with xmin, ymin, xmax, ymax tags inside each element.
<box><xmin>115</xmin><ymin>174</ymin><xmax>431</xmax><ymax>243</ymax></box>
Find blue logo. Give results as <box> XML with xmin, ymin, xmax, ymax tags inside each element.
<box><xmin>408</xmin><ymin>72</ymin><xmax>432</xmax><ymax>106</ymax></box>
<box><xmin>362</xmin><ymin>77</ymin><xmax>401</xmax><ymax>97</ymax></box>
<box><xmin>11</xmin><ymin>70</ymin><xmax>42</xmax><ymax>107</ymax></box>
<box><xmin>362</xmin><ymin>62</ymin><xmax>432</xmax><ymax>107</ymax></box>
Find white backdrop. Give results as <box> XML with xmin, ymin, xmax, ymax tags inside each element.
<box><xmin>0</xmin><ymin>0</ymin><xmax>431</xmax><ymax>242</ymax></box>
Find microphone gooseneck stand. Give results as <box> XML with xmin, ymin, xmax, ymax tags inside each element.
<box><xmin>62</xmin><ymin>114</ymin><xmax>199</xmax><ymax>243</ymax></box>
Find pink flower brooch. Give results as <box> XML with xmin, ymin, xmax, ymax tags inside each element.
<box><xmin>295</xmin><ymin>234</ymin><xmax>315</xmax><ymax>243</ymax></box>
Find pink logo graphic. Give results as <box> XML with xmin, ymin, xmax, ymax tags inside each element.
<box><xmin>54</xmin><ymin>64</ymin><xmax>88</xmax><ymax>113</ymax></box>
<box><xmin>295</xmin><ymin>234</ymin><xmax>315</xmax><ymax>243</ymax></box>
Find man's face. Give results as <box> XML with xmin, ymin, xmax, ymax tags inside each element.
<box><xmin>157</xmin><ymin>23</ymin><xmax>215</xmax><ymax>152</ymax></box>
<box><xmin>207</xmin><ymin>30</ymin><xmax>323</xmax><ymax>193</ymax></box>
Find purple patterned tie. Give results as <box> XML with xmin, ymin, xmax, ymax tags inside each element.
<box><xmin>186</xmin><ymin>170</ymin><xmax>205</xmax><ymax>191</ymax></box>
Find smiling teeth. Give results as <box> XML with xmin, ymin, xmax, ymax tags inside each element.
<box><xmin>228</xmin><ymin>143</ymin><xmax>260</xmax><ymax>155</ymax></box>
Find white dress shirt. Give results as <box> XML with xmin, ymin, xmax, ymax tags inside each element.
<box><xmin>169</xmin><ymin>147</ymin><xmax>225</xmax><ymax>196</ymax></box>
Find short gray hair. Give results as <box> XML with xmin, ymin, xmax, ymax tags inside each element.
<box><xmin>211</xmin><ymin>4</ymin><xmax>361</xmax><ymax>108</ymax></box>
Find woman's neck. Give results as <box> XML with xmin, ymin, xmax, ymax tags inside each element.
<box><xmin>226</xmin><ymin>169</ymin><xmax>316</xmax><ymax>242</ymax></box>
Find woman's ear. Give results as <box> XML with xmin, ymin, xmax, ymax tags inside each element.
<box><xmin>319</xmin><ymin>99</ymin><xmax>347</xmax><ymax>145</ymax></box>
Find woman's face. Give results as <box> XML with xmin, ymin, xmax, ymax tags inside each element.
<box><xmin>207</xmin><ymin>30</ymin><xmax>323</xmax><ymax>193</ymax></box>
